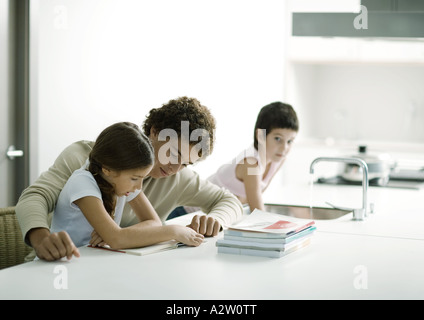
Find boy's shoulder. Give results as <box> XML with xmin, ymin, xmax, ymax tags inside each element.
<box><xmin>62</xmin><ymin>140</ymin><xmax>94</xmax><ymax>157</ymax></box>
<box><xmin>144</xmin><ymin>167</ymin><xmax>198</xmax><ymax>188</ymax></box>
<box><xmin>53</xmin><ymin>140</ymin><xmax>95</xmax><ymax>175</ymax></box>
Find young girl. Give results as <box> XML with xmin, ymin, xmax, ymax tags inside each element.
<box><xmin>207</xmin><ymin>102</ymin><xmax>299</xmax><ymax>212</ymax></box>
<box><xmin>51</xmin><ymin>122</ymin><xmax>203</xmax><ymax>252</ymax></box>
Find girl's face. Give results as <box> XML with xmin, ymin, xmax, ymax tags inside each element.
<box><xmin>102</xmin><ymin>166</ymin><xmax>153</xmax><ymax>197</ymax></box>
<box><xmin>258</xmin><ymin>128</ymin><xmax>297</xmax><ymax>163</ymax></box>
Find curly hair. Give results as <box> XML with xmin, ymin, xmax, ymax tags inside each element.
<box><xmin>142</xmin><ymin>96</ymin><xmax>216</xmax><ymax>158</ymax></box>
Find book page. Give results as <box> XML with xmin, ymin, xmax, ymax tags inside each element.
<box><xmin>229</xmin><ymin>209</ymin><xmax>315</xmax><ymax>234</ymax></box>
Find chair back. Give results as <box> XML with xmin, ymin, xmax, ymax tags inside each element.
<box><xmin>0</xmin><ymin>207</ymin><xmax>33</xmax><ymax>269</ymax></box>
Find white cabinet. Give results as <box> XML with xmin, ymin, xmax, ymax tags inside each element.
<box><xmin>284</xmin><ymin>1</ymin><xmax>424</xmax><ymax>149</ymax></box>
<box><xmin>286</xmin><ymin>0</ymin><xmax>424</xmax><ymax>64</ymax></box>
<box><xmin>288</xmin><ymin>0</ymin><xmax>360</xmax><ymax>13</ymax></box>
<box><xmin>288</xmin><ymin>37</ymin><xmax>424</xmax><ymax>64</ymax></box>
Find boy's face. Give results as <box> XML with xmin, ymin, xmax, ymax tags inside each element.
<box><xmin>147</xmin><ymin>129</ymin><xmax>201</xmax><ymax>179</ymax></box>
<box><xmin>259</xmin><ymin>128</ymin><xmax>297</xmax><ymax>163</ymax></box>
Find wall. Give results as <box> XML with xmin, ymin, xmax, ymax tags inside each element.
<box><xmin>33</xmin><ymin>0</ymin><xmax>287</xmax><ymax>180</ymax></box>
<box><xmin>288</xmin><ymin>63</ymin><xmax>424</xmax><ymax>144</ymax></box>
<box><xmin>285</xmin><ymin>0</ymin><xmax>424</xmax><ymax>151</ymax></box>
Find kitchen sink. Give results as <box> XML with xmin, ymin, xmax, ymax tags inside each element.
<box><xmin>263</xmin><ymin>203</ymin><xmax>352</xmax><ymax>220</ymax></box>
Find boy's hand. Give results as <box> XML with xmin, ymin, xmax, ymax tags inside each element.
<box><xmin>187</xmin><ymin>214</ymin><xmax>221</xmax><ymax>237</ymax></box>
<box><xmin>29</xmin><ymin>228</ymin><xmax>80</xmax><ymax>261</ymax></box>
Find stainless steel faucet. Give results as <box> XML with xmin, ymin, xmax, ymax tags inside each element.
<box><xmin>310</xmin><ymin>157</ymin><xmax>369</xmax><ymax>221</ymax></box>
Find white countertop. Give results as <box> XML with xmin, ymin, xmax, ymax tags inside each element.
<box><xmin>264</xmin><ymin>172</ymin><xmax>424</xmax><ymax>240</ymax></box>
<box><xmin>1</xmin><ymin>230</ymin><xmax>422</xmax><ymax>300</ymax></box>
<box><xmin>1</xmin><ymin>163</ymin><xmax>424</xmax><ymax>300</ymax></box>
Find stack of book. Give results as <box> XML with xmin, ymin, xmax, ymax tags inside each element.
<box><xmin>216</xmin><ymin>209</ymin><xmax>316</xmax><ymax>258</ymax></box>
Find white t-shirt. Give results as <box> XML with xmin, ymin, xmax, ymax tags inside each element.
<box><xmin>207</xmin><ymin>145</ymin><xmax>281</xmax><ymax>198</ymax></box>
<box><xmin>51</xmin><ymin>164</ymin><xmax>141</xmax><ymax>247</ymax></box>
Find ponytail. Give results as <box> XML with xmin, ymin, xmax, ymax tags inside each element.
<box><xmin>87</xmin><ymin>122</ymin><xmax>154</xmax><ymax>218</ymax></box>
<box><xmin>88</xmin><ymin>159</ymin><xmax>116</xmax><ymax>219</ymax></box>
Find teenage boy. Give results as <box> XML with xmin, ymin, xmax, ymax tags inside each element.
<box><xmin>16</xmin><ymin>97</ymin><xmax>243</xmax><ymax>261</ymax></box>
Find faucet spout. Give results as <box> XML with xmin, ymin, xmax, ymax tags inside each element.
<box><xmin>310</xmin><ymin>157</ymin><xmax>369</xmax><ymax>220</ymax></box>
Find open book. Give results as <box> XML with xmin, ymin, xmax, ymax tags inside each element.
<box><xmin>227</xmin><ymin>209</ymin><xmax>315</xmax><ymax>237</ymax></box>
<box><xmin>88</xmin><ymin>240</ymin><xmax>185</xmax><ymax>256</ymax></box>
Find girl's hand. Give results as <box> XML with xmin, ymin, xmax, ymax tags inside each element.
<box><xmin>89</xmin><ymin>230</ymin><xmax>107</xmax><ymax>247</ymax></box>
<box><xmin>172</xmin><ymin>225</ymin><xmax>204</xmax><ymax>247</ymax></box>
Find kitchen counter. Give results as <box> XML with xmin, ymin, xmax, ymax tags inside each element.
<box><xmin>1</xmin><ymin>230</ymin><xmax>422</xmax><ymax>300</ymax></box>
<box><xmin>264</xmin><ymin>173</ymin><xmax>424</xmax><ymax>241</ymax></box>
<box><xmin>0</xmin><ymin>180</ymin><xmax>423</xmax><ymax>300</ymax></box>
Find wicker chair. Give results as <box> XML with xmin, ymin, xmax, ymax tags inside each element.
<box><xmin>0</xmin><ymin>206</ymin><xmax>33</xmax><ymax>269</ymax></box>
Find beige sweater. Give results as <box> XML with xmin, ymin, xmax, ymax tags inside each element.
<box><xmin>16</xmin><ymin>140</ymin><xmax>243</xmax><ymax>246</ymax></box>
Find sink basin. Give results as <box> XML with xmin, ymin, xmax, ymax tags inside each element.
<box><xmin>263</xmin><ymin>203</ymin><xmax>352</xmax><ymax>220</ymax></box>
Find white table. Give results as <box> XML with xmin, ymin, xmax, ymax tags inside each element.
<box><xmin>2</xmin><ymin>182</ymin><xmax>424</xmax><ymax>301</ymax></box>
<box><xmin>1</xmin><ymin>217</ymin><xmax>424</xmax><ymax>300</ymax></box>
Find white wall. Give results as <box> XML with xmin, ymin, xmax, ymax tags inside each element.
<box><xmin>34</xmin><ymin>0</ymin><xmax>287</xmax><ymax>180</ymax></box>
<box><xmin>287</xmin><ymin>63</ymin><xmax>424</xmax><ymax>144</ymax></box>
<box><xmin>284</xmin><ymin>0</ymin><xmax>424</xmax><ymax>151</ymax></box>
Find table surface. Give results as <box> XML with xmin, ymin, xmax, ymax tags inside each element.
<box><xmin>2</xmin><ymin>180</ymin><xmax>424</xmax><ymax>300</ymax></box>
<box><xmin>1</xmin><ymin>211</ymin><xmax>424</xmax><ymax>300</ymax></box>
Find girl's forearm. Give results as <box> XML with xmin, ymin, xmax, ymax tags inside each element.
<box><xmin>76</xmin><ymin>196</ymin><xmax>180</xmax><ymax>249</ymax></box>
<box><xmin>108</xmin><ymin>225</ymin><xmax>177</xmax><ymax>249</ymax></box>
<box><xmin>130</xmin><ymin>218</ymin><xmax>162</xmax><ymax>230</ymax></box>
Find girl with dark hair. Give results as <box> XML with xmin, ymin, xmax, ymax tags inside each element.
<box><xmin>208</xmin><ymin>102</ymin><xmax>299</xmax><ymax>212</ymax></box>
<box><xmin>50</xmin><ymin>122</ymin><xmax>203</xmax><ymax>253</ymax></box>
<box><xmin>17</xmin><ymin>97</ymin><xmax>240</xmax><ymax>261</ymax></box>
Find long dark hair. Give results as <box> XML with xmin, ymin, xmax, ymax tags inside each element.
<box><xmin>88</xmin><ymin>122</ymin><xmax>154</xmax><ymax>217</ymax></box>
